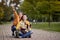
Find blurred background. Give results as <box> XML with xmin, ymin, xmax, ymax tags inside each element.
<box><xmin>0</xmin><ymin>0</ymin><xmax>60</xmax><ymax>23</ymax></box>
<box><xmin>0</xmin><ymin>0</ymin><xmax>60</xmax><ymax>32</ymax></box>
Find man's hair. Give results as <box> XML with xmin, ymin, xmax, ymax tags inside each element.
<box><xmin>18</xmin><ymin>10</ymin><xmax>23</xmax><ymax>14</ymax></box>
<box><xmin>18</xmin><ymin>11</ymin><xmax>23</xmax><ymax>14</ymax></box>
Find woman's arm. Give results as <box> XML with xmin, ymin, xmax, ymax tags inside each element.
<box><xmin>26</xmin><ymin>21</ymin><xmax>32</xmax><ymax>31</ymax></box>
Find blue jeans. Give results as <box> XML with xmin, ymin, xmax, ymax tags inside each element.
<box><xmin>11</xmin><ymin>25</ymin><xmax>16</xmax><ymax>34</ymax></box>
<box><xmin>19</xmin><ymin>31</ymin><xmax>32</xmax><ymax>38</ymax></box>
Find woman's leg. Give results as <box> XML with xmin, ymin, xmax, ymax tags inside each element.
<box><xmin>21</xmin><ymin>31</ymin><xmax>32</xmax><ymax>38</ymax></box>
<box><xmin>19</xmin><ymin>32</ymin><xmax>24</xmax><ymax>36</ymax></box>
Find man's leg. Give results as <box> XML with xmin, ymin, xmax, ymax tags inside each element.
<box><xmin>11</xmin><ymin>25</ymin><xmax>16</xmax><ymax>36</ymax></box>
<box><xmin>15</xmin><ymin>30</ymin><xmax>20</xmax><ymax>38</ymax></box>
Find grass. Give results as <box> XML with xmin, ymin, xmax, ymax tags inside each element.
<box><xmin>0</xmin><ymin>22</ymin><xmax>60</xmax><ymax>32</ymax></box>
<box><xmin>32</xmin><ymin>22</ymin><xmax>60</xmax><ymax>32</ymax></box>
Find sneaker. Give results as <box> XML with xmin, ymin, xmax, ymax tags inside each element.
<box><xmin>12</xmin><ymin>33</ymin><xmax>14</xmax><ymax>36</ymax></box>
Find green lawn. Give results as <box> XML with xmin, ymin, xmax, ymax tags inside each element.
<box><xmin>32</xmin><ymin>22</ymin><xmax>60</xmax><ymax>32</ymax></box>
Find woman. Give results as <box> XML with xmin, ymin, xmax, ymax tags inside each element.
<box><xmin>16</xmin><ymin>14</ymin><xmax>32</xmax><ymax>38</ymax></box>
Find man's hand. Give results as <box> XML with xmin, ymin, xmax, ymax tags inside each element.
<box><xmin>12</xmin><ymin>6</ymin><xmax>14</xmax><ymax>9</ymax></box>
<box><xmin>11</xmin><ymin>6</ymin><xmax>15</xmax><ymax>11</ymax></box>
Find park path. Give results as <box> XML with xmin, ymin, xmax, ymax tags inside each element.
<box><xmin>0</xmin><ymin>23</ymin><xmax>60</xmax><ymax>40</ymax></box>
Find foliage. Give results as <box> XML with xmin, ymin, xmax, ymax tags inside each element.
<box><xmin>0</xmin><ymin>3</ymin><xmax>12</xmax><ymax>23</ymax></box>
<box><xmin>0</xmin><ymin>0</ymin><xmax>60</xmax><ymax>23</ymax></box>
<box><xmin>20</xmin><ymin>0</ymin><xmax>60</xmax><ymax>22</ymax></box>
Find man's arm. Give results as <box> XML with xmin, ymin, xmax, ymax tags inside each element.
<box><xmin>12</xmin><ymin>6</ymin><xmax>19</xmax><ymax>24</ymax></box>
<box><xmin>12</xmin><ymin>6</ymin><xmax>18</xmax><ymax>17</ymax></box>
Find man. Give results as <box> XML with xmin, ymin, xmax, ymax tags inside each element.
<box><xmin>11</xmin><ymin>6</ymin><xmax>23</xmax><ymax>36</ymax></box>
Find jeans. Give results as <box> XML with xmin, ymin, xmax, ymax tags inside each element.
<box><xmin>19</xmin><ymin>31</ymin><xmax>32</xmax><ymax>38</ymax></box>
<box><xmin>11</xmin><ymin>25</ymin><xmax>16</xmax><ymax>34</ymax></box>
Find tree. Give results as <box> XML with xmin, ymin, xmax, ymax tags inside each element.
<box><xmin>0</xmin><ymin>7</ymin><xmax>4</xmax><ymax>21</ymax></box>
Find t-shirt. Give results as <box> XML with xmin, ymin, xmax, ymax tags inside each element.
<box><xmin>16</xmin><ymin>20</ymin><xmax>31</xmax><ymax>32</ymax></box>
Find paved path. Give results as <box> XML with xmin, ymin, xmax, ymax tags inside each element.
<box><xmin>0</xmin><ymin>23</ymin><xmax>60</xmax><ymax>40</ymax></box>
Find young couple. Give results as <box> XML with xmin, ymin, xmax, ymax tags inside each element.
<box><xmin>11</xmin><ymin>7</ymin><xmax>32</xmax><ymax>38</ymax></box>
